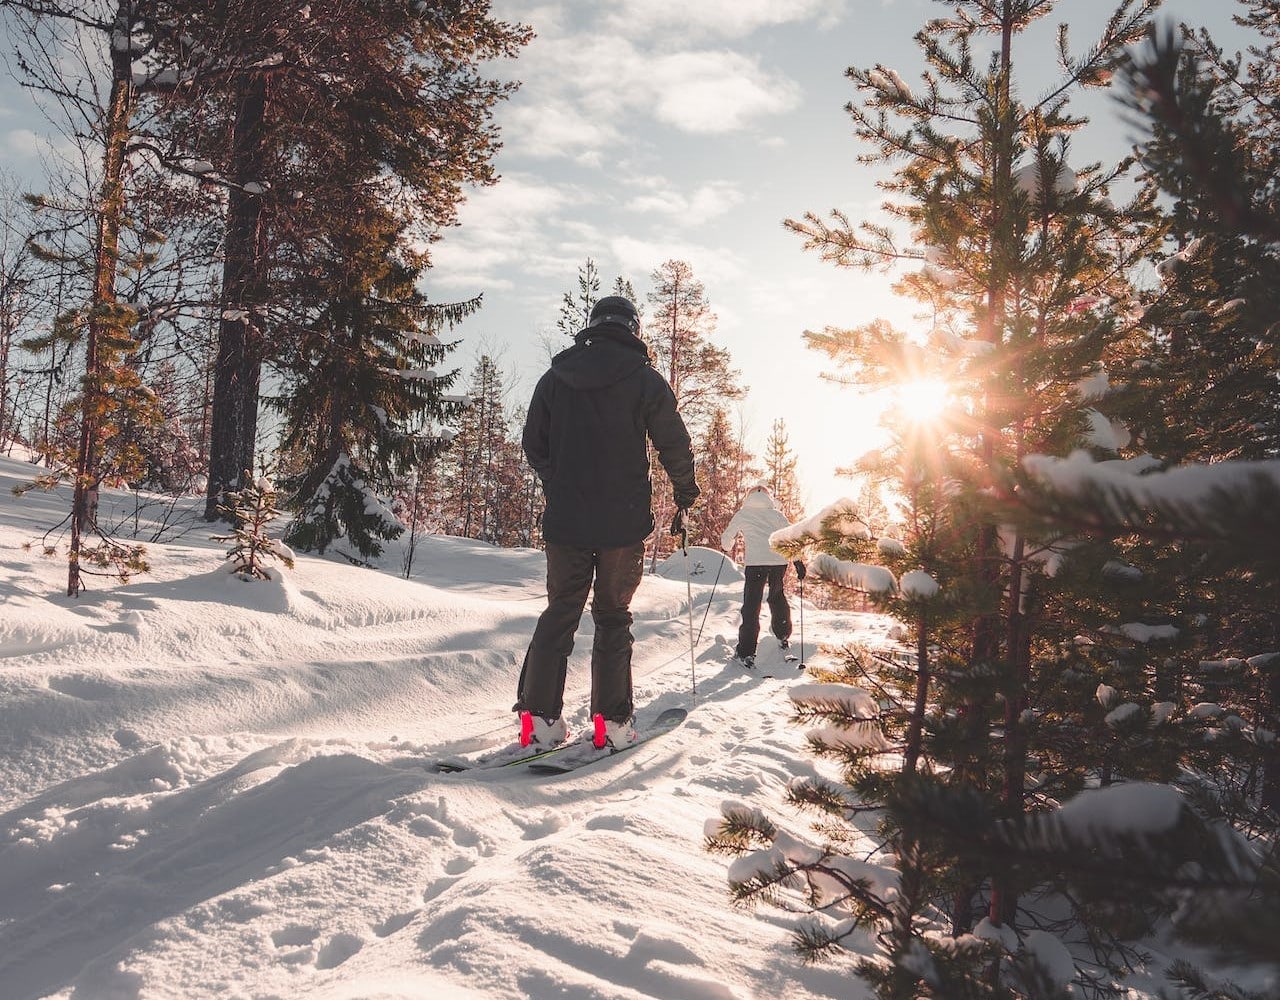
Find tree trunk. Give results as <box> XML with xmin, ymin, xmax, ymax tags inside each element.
<box><xmin>981</xmin><ymin>0</ymin><xmax>1019</xmax><ymax>946</ymax></box>
<box><xmin>205</xmin><ymin>71</ymin><xmax>270</xmax><ymax>520</ymax></box>
<box><xmin>68</xmin><ymin>27</ymin><xmax>132</xmax><ymax>596</ymax></box>
<box><xmin>903</xmin><ymin>613</ymin><xmax>931</xmax><ymax>774</ymax></box>
<box><xmin>1263</xmin><ymin>662</ymin><xmax>1280</xmax><ymax>812</ymax></box>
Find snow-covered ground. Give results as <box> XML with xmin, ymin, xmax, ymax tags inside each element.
<box><xmin>0</xmin><ymin>455</ymin><xmax>905</xmax><ymax>1000</ymax></box>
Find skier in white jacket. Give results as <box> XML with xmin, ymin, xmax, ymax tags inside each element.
<box><xmin>720</xmin><ymin>485</ymin><xmax>806</xmax><ymax>668</ymax></box>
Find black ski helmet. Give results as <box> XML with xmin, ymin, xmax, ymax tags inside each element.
<box><xmin>587</xmin><ymin>295</ymin><xmax>641</xmax><ymax>338</ymax></box>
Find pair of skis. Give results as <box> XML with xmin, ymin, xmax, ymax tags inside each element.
<box><xmin>432</xmin><ymin>707</ymin><xmax>687</xmax><ymax>776</ymax></box>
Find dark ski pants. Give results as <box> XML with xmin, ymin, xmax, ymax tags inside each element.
<box><xmin>736</xmin><ymin>564</ymin><xmax>792</xmax><ymax>658</ymax></box>
<box><xmin>516</xmin><ymin>541</ymin><xmax>645</xmax><ymax>724</ymax></box>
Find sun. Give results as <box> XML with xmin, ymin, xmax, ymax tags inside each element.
<box><xmin>894</xmin><ymin>377</ymin><xmax>951</xmax><ymax>424</ymax></box>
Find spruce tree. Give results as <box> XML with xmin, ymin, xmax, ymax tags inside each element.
<box><xmin>705</xmin><ymin>4</ymin><xmax>1240</xmax><ymax>995</ymax></box>
<box><xmin>694</xmin><ymin>407</ymin><xmax>758</xmax><ymax>551</ymax></box>
<box><xmin>135</xmin><ymin>0</ymin><xmax>531</xmax><ymax>521</ymax></box>
<box><xmin>645</xmin><ymin>258</ymin><xmax>744</xmax><ymax>568</ymax></box>
<box><xmin>277</xmin><ymin>196</ymin><xmax>471</xmax><ymax>561</ymax></box>
<box><xmin>762</xmin><ymin>418</ymin><xmax>803</xmax><ymax>520</ymax></box>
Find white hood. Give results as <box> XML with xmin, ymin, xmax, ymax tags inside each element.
<box><xmin>721</xmin><ymin>488</ymin><xmax>792</xmax><ymax>566</ymax></box>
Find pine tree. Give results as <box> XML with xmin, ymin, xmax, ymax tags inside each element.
<box><xmin>645</xmin><ymin>258</ymin><xmax>744</xmax><ymax>568</ymax></box>
<box><xmin>438</xmin><ymin>355</ymin><xmax>527</xmax><ymax>544</ymax></box>
<box><xmin>710</xmin><ymin>3</ymin><xmax>1211</xmax><ymax>995</ymax></box>
<box><xmin>762</xmin><ymin>418</ymin><xmax>803</xmax><ymax>520</ymax></box>
<box><xmin>135</xmin><ymin>1</ymin><xmax>532</xmax><ymax>521</ymax></box>
<box><xmin>1</xmin><ymin>0</ymin><xmax>176</xmax><ymax>594</ymax></box>
<box><xmin>277</xmin><ymin>199</ymin><xmax>472</xmax><ymax>561</ymax></box>
<box><xmin>693</xmin><ymin>407</ymin><xmax>757</xmax><ymax>550</ymax></box>
<box><xmin>555</xmin><ymin>258</ymin><xmax>643</xmax><ymax>339</ymax></box>
<box><xmin>1113</xmin><ymin>6</ymin><xmax>1280</xmax><ymax>813</ymax></box>
<box><xmin>213</xmin><ymin>472</ymin><xmax>294</xmax><ymax>580</ymax></box>
<box><xmin>556</xmin><ymin>258</ymin><xmax>601</xmax><ymax>338</ymax></box>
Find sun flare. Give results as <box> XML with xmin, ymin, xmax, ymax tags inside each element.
<box><xmin>894</xmin><ymin>377</ymin><xmax>951</xmax><ymax>424</ymax></box>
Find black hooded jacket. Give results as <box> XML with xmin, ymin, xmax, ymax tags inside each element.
<box><xmin>523</xmin><ymin>324</ymin><xmax>698</xmax><ymax>549</ymax></box>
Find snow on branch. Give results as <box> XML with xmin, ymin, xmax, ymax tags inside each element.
<box><xmin>1021</xmin><ymin>451</ymin><xmax>1280</xmax><ymax>553</ymax></box>
<box><xmin>770</xmin><ymin>497</ymin><xmax>871</xmax><ymax>558</ymax></box>
<box><xmin>810</xmin><ymin>552</ymin><xmax>897</xmax><ymax>594</ymax></box>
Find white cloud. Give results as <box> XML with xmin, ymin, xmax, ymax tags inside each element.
<box><xmin>495</xmin><ymin>24</ymin><xmax>802</xmax><ymax>162</ymax></box>
<box><xmin>609</xmin><ymin>235</ymin><xmax>745</xmax><ymax>288</ymax></box>
<box><xmin>503</xmin><ymin>102</ymin><xmax>618</xmax><ymax>159</ymax></box>
<box><xmin>625</xmin><ymin>180</ymin><xmax>744</xmax><ymax>226</ymax></box>
<box><xmin>422</xmin><ymin>169</ymin><xmax>606</xmax><ymax>290</ymax></box>
<box><xmin>645</xmin><ymin>50</ymin><xmax>801</xmax><ymax>133</ymax></box>
<box><xmin>606</xmin><ymin>0</ymin><xmax>845</xmax><ymax>39</ymax></box>
<box><xmin>4</xmin><ymin>127</ymin><xmax>73</xmax><ymax>161</ymax></box>
<box><xmin>429</xmin><ymin>173</ymin><xmax>585</xmax><ymax>289</ymax></box>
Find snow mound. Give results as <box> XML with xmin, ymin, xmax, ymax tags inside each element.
<box><xmin>653</xmin><ymin>546</ymin><xmax>743</xmax><ymax>584</ymax></box>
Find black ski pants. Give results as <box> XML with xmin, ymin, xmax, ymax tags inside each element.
<box><xmin>736</xmin><ymin>564</ymin><xmax>792</xmax><ymax>658</ymax></box>
<box><xmin>516</xmin><ymin>541</ymin><xmax>645</xmax><ymax>723</ymax></box>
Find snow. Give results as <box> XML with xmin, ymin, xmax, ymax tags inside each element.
<box><xmin>1083</xmin><ymin>408</ymin><xmax>1131</xmax><ymax>451</ymax></box>
<box><xmin>1105</xmin><ymin>703</ymin><xmax>1141</xmax><ymax>727</ymax></box>
<box><xmin>1013</xmin><ymin>160</ymin><xmax>1077</xmax><ymax>198</ymax></box>
<box><xmin>898</xmin><ymin>569</ymin><xmax>939</xmax><ymax>598</ymax></box>
<box><xmin>1021</xmin><ymin>929</ymin><xmax>1075</xmax><ymax>987</ymax></box>
<box><xmin>789</xmin><ymin>683</ymin><xmax>878</xmax><ymax>718</ymax></box>
<box><xmin>1024</xmin><ymin>450</ymin><xmax>1280</xmax><ymax>519</ymax></box>
<box><xmin>653</xmin><ymin>546</ymin><xmax>743</xmax><ymax>585</ymax></box>
<box><xmin>876</xmin><ymin>536</ymin><xmax>905</xmax><ymax>557</ymax></box>
<box><xmin>867</xmin><ymin>68</ymin><xmax>913</xmax><ymax>100</ymax></box>
<box><xmin>973</xmin><ymin>915</ymin><xmax>1019</xmax><ymax>951</ymax></box>
<box><xmin>810</xmin><ymin>552</ymin><xmax>896</xmax><ymax>593</ymax></box>
<box><xmin>0</xmin><ymin>455</ymin><xmax>873</xmax><ymax>1000</ymax></box>
<box><xmin>1112</xmin><ymin>622</ymin><xmax>1180</xmax><ymax>644</ymax></box>
<box><xmin>0</xmin><ymin>453</ymin><xmax>1253</xmax><ymax>999</ymax></box>
<box><xmin>1053</xmin><ymin>782</ymin><xmax>1185</xmax><ymax>838</ymax></box>
<box><xmin>773</xmin><ymin>497</ymin><xmax>871</xmax><ymax>547</ymax></box>
<box><xmin>1156</xmin><ymin>237</ymin><xmax>1204</xmax><ymax>279</ymax></box>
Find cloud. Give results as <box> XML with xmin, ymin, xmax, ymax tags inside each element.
<box><xmin>645</xmin><ymin>50</ymin><xmax>801</xmax><ymax>133</ymax></box>
<box><xmin>4</xmin><ymin>127</ymin><xmax>73</xmax><ymax>161</ymax></box>
<box><xmin>625</xmin><ymin>180</ymin><xmax>744</xmax><ymax>226</ymax></box>
<box><xmin>605</xmin><ymin>0</ymin><xmax>845</xmax><ymax>39</ymax></box>
<box><xmin>428</xmin><ymin>172</ymin><xmax>611</xmax><ymax>295</ymax></box>
<box><xmin>503</xmin><ymin>102</ymin><xmax>618</xmax><ymax>160</ymax></box>
<box><xmin>495</xmin><ymin>18</ymin><xmax>802</xmax><ymax>161</ymax></box>
<box><xmin>609</xmin><ymin>235</ymin><xmax>746</xmax><ymax>288</ymax></box>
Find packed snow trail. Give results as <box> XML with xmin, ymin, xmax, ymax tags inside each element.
<box><xmin>1</xmin><ymin>455</ymin><xmax>909</xmax><ymax>999</ymax></box>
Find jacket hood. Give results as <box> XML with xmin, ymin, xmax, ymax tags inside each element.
<box><xmin>551</xmin><ymin>325</ymin><xmax>651</xmax><ymax>391</ymax></box>
<box><xmin>742</xmin><ymin>486</ymin><xmax>778</xmax><ymax>509</ymax></box>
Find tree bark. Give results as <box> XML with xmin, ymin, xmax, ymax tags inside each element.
<box><xmin>69</xmin><ymin>19</ymin><xmax>132</xmax><ymax>596</ymax></box>
<box><xmin>205</xmin><ymin>71</ymin><xmax>270</xmax><ymax>520</ymax></box>
<box><xmin>903</xmin><ymin>613</ymin><xmax>931</xmax><ymax>774</ymax></box>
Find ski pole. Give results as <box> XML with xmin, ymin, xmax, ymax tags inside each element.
<box><xmin>672</xmin><ymin>508</ymin><xmax>697</xmax><ymax>697</ymax></box>
<box><xmin>693</xmin><ymin>547</ymin><xmax>726</xmax><ymax>646</ymax></box>
<box><xmin>798</xmin><ymin>575</ymin><xmax>806</xmax><ymax>670</ymax></box>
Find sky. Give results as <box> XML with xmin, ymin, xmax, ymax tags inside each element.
<box><xmin>0</xmin><ymin>0</ymin><xmax>1255</xmax><ymax>513</ymax></box>
<box><xmin>418</xmin><ymin>0</ymin><xmax>1252</xmax><ymax>511</ymax></box>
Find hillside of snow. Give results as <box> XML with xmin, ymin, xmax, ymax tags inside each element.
<box><xmin>1</xmin><ymin>454</ymin><xmax>918</xmax><ymax>1000</ymax></box>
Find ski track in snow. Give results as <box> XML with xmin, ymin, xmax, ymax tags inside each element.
<box><xmin>0</xmin><ymin>455</ymin><xmax>896</xmax><ymax>999</ymax></box>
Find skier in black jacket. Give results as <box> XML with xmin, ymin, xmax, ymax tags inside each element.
<box><xmin>516</xmin><ymin>295</ymin><xmax>698</xmax><ymax>752</ymax></box>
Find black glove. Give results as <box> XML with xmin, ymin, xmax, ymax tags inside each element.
<box><xmin>673</xmin><ymin>488</ymin><xmax>699</xmax><ymax>511</ymax></box>
<box><xmin>794</xmin><ymin>560</ymin><xmax>806</xmax><ymax>580</ymax></box>
<box><xmin>669</xmin><ymin>509</ymin><xmax>688</xmax><ymax>537</ymax></box>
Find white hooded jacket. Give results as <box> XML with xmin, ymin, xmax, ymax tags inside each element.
<box><xmin>721</xmin><ymin>487</ymin><xmax>791</xmax><ymax>567</ymax></box>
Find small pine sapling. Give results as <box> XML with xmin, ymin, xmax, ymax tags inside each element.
<box><xmin>213</xmin><ymin>472</ymin><xmax>295</xmax><ymax>581</ymax></box>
